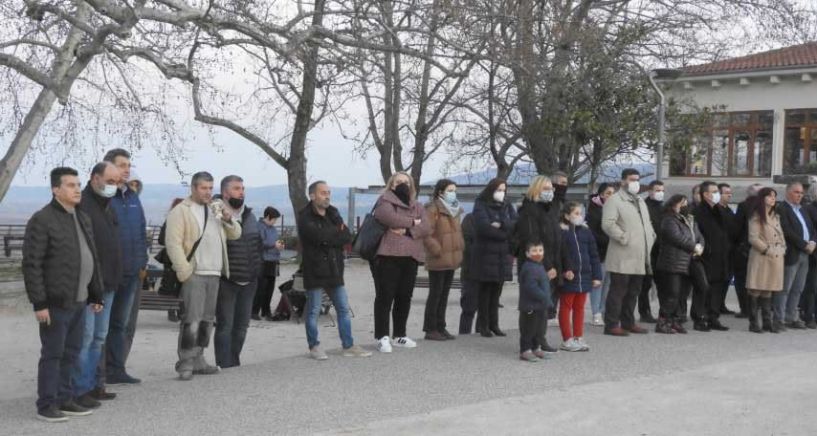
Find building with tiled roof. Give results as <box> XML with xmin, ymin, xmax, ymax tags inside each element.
<box><xmin>658</xmin><ymin>42</ymin><xmax>817</xmax><ymax>196</ymax></box>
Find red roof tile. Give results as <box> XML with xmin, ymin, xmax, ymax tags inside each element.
<box><xmin>682</xmin><ymin>42</ymin><xmax>817</xmax><ymax>76</ymax></box>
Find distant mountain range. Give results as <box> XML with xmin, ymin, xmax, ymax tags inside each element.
<box><xmin>0</xmin><ymin>161</ymin><xmax>655</xmax><ymax>225</ymax></box>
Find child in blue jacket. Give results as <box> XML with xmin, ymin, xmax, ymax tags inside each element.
<box><xmin>559</xmin><ymin>201</ymin><xmax>602</xmax><ymax>352</ymax></box>
<box><xmin>518</xmin><ymin>241</ymin><xmax>553</xmax><ymax>362</ymax></box>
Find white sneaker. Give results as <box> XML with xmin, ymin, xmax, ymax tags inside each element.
<box><xmin>592</xmin><ymin>313</ymin><xmax>604</xmax><ymax>326</ymax></box>
<box><xmin>391</xmin><ymin>336</ymin><xmax>417</xmax><ymax>348</ymax></box>
<box><xmin>575</xmin><ymin>337</ymin><xmax>590</xmax><ymax>351</ymax></box>
<box><xmin>377</xmin><ymin>336</ymin><xmax>392</xmax><ymax>353</ymax></box>
<box><xmin>560</xmin><ymin>338</ymin><xmax>583</xmax><ymax>352</ymax></box>
<box><xmin>309</xmin><ymin>346</ymin><xmax>328</xmax><ymax>360</ymax></box>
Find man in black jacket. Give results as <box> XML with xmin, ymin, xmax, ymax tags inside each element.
<box><xmin>638</xmin><ymin>180</ymin><xmax>664</xmax><ymax>323</ymax></box>
<box><xmin>214</xmin><ymin>175</ymin><xmax>263</xmax><ymax>368</ymax></box>
<box><xmin>777</xmin><ymin>182</ymin><xmax>816</xmax><ymax>330</ymax></box>
<box><xmin>24</xmin><ymin>167</ymin><xmax>104</xmax><ymax>422</ymax></box>
<box><xmin>73</xmin><ymin>163</ymin><xmax>123</xmax><ymax>408</ymax></box>
<box><xmin>297</xmin><ymin>181</ymin><xmax>371</xmax><ymax>360</ymax></box>
<box><xmin>732</xmin><ymin>184</ymin><xmax>762</xmax><ymax>319</ymax></box>
<box><xmin>694</xmin><ymin>181</ymin><xmax>731</xmax><ymax>331</ymax></box>
<box><xmin>717</xmin><ymin>183</ymin><xmax>738</xmax><ymax>315</ymax></box>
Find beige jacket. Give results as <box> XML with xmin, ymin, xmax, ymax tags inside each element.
<box><xmin>747</xmin><ymin>213</ymin><xmax>786</xmax><ymax>292</ymax></box>
<box><xmin>602</xmin><ymin>189</ymin><xmax>656</xmax><ymax>275</ymax></box>
<box><xmin>165</xmin><ymin>197</ymin><xmax>242</xmax><ymax>282</ymax></box>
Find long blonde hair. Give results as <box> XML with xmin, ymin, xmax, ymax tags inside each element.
<box><xmin>525</xmin><ymin>175</ymin><xmax>552</xmax><ymax>201</ymax></box>
<box><xmin>384</xmin><ymin>171</ymin><xmax>417</xmax><ymax>200</ymax></box>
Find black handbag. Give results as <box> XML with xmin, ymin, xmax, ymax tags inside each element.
<box><xmin>160</xmin><ymin>206</ymin><xmax>209</xmax><ymax>295</ymax></box>
<box><xmin>352</xmin><ymin>202</ymin><xmax>387</xmax><ymax>261</ymax></box>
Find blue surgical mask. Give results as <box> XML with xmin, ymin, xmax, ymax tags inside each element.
<box><xmin>539</xmin><ymin>191</ymin><xmax>554</xmax><ymax>203</ymax></box>
<box><xmin>100</xmin><ymin>184</ymin><xmax>117</xmax><ymax>198</ymax></box>
<box><xmin>443</xmin><ymin>191</ymin><xmax>457</xmax><ymax>204</ymax></box>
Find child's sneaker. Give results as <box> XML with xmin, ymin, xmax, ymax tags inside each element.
<box><xmin>560</xmin><ymin>338</ymin><xmax>583</xmax><ymax>352</ymax></box>
<box><xmin>576</xmin><ymin>337</ymin><xmax>590</xmax><ymax>351</ymax></box>
<box><xmin>519</xmin><ymin>350</ymin><xmax>540</xmax><ymax>362</ymax></box>
<box><xmin>532</xmin><ymin>347</ymin><xmax>552</xmax><ymax>360</ymax></box>
<box><xmin>377</xmin><ymin>336</ymin><xmax>393</xmax><ymax>353</ymax></box>
<box><xmin>592</xmin><ymin>313</ymin><xmax>604</xmax><ymax>326</ymax></box>
<box><xmin>391</xmin><ymin>337</ymin><xmax>417</xmax><ymax>348</ymax></box>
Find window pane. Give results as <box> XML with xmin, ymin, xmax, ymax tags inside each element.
<box><xmin>754</xmin><ymin>131</ymin><xmax>773</xmax><ymax>177</ymax></box>
<box><xmin>810</xmin><ymin>109</ymin><xmax>817</xmax><ymax>124</ymax></box>
<box><xmin>758</xmin><ymin>111</ymin><xmax>774</xmax><ymax>129</ymax></box>
<box><xmin>713</xmin><ymin>114</ymin><xmax>729</xmax><ymax>128</ymax></box>
<box><xmin>711</xmin><ymin>130</ymin><xmax>729</xmax><ymax>176</ymax></box>
<box><xmin>784</xmin><ymin>127</ymin><xmax>806</xmax><ymax>174</ymax></box>
<box><xmin>732</xmin><ymin>131</ymin><xmax>751</xmax><ymax>176</ymax></box>
<box><xmin>689</xmin><ymin>136</ymin><xmax>709</xmax><ymax>176</ymax></box>
<box><xmin>732</xmin><ymin>113</ymin><xmax>752</xmax><ymax>126</ymax></box>
<box><xmin>787</xmin><ymin>110</ymin><xmax>807</xmax><ymax>125</ymax></box>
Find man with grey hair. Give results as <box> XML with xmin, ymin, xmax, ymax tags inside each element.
<box><xmin>165</xmin><ymin>171</ymin><xmax>241</xmax><ymax>380</ymax></box>
<box><xmin>732</xmin><ymin>183</ymin><xmax>764</xmax><ymax>319</ymax></box>
<box><xmin>777</xmin><ymin>182</ymin><xmax>815</xmax><ymax>331</ymax></box>
<box><xmin>213</xmin><ymin>175</ymin><xmax>263</xmax><ymax>368</ymax></box>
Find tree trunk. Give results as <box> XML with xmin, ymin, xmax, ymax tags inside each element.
<box><xmin>286</xmin><ymin>0</ymin><xmax>326</xmax><ymax>214</ymax></box>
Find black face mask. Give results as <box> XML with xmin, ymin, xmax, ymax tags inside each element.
<box><xmin>679</xmin><ymin>206</ymin><xmax>690</xmax><ymax>216</ymax></box>
<box><xmin>554</xmin><ymin>184</ymin><xmax>568</xmax><ymax>197</ymax></box>
<box><xmin>228</xmin><ymin>197</ymin><xmax>245</xmax><ymax>209</ymax></box>
<box><xmin>393</xmin><ymin>183</ymin><xmax>411</xmax><ymax>204</ymax></box>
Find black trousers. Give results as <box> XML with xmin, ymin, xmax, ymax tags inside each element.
<box><xmin>459</xmin><ymin>279</ymin><xmax>479</xmax><ymax>334</ymax></box>
<box><xmin>519</xmin><ymin>309</ymin><xmax>546</xmax><ymax>352</ymax></box>
<box><xmin>424</xmin><ymin>270</ymin><xmax>454</xmax><ymax>333</ymax></box>
<box><xmin>692</xmin><ymin>278</ymin><xmax>726</xmax><ymax>322</ymax></box>
<box><xmin>477</xmin><ymin>281</ymin><xmax>503</xmax><ymax>332</ymax></box>
<box><xmin>638</xmin><ymin>274</ymin><xmax>654</xmax><ymax>317</ymax></box>
<box><xmin>373</xmin><ymin>256</ymin><xmax>418</xmax><ymax>339</ymax></box>
<box><xmin>800</xmin><ymin>256</ymin><xmax>817</xmax><ymax>322</ymax></box>
<box><xmin>253</xmin><ymin>261</ymin><xmax>279</xmax><ymax>316</ymax></box>
<box><xmin>604</xmin><ymin>272</ymin><xmax>644</xmax><ymax>329</ymax></box>
<box><xmin>656</xmin><ymin>273</ymin><xmax>688</xmax><ymax>319</ymax></box>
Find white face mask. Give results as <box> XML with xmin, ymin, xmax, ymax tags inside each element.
<box><xmin>539</xmin><ymin>190</ymin><xmax>554</xmax><ymax>203</ymax></box>
<box><xmin>652</xmin><ymin>191</ymin><xmax>665</xmax><ymax>202</ymax></box>
<box><xmin>99</xmin><ymin>184</ymin><xmax>117</xmax><ymax>198</ymax></box>
<box><xmin>569</xmin><ymin>216</ymin><xmax>584</xmax><ymax>226</ymax></box>
<box><xmin>627</xmin><ymin>181</ymin><xmax>640</xmax><ymax>195</ymax></box>
<box><xmin>443</xmin><ymin>191</ymin><xmax>457</xmax><ymax>204</ymax></box>
<box><xmin>492</xmin><ymin>191</ymin><xmax>505</xmax><ymax>203</ymax></box>
<box><xmin>711</xmin><ymin>192</ymin><xmax>721</xmax><ymax>205</ymax></box>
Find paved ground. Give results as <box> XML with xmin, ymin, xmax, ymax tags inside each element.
<box><xmin>1</xmin><ymin>261</ymin><xmax>815</xmax><ymax>435</ymax></box>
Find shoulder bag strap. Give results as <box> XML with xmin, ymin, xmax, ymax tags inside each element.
<box><xmin>186</xmin><ymin>205</ymin><xmax>209</xmax><ymax>262</ymax></box>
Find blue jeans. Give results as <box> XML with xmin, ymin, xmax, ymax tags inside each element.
<box><xmin>37</xmin><ymin>303</ymin><xmax>85</xmax><ymax>412</ymax></box>
<box><xmin>776</xmin><ymin>252</ymin><xmax>809</xmax><ymax>323</ymax></box>
<box><xmin>590</xmin><ymin>265</ymin><xmax>609</xmax><ymax>315</ymax></box>
<box><xmin>73</xmin><ymin>290</ymin><xmax>114</xmax><ymax>395</ymax></box>
<box><xmin>305</xmin><ymin>286</ymin><xmax>354</xmax><ymax>350</ymax></box>
<box><xmin>107</xmin><ymin>275</ymin><xmax>139</xmax><ymax>375</ymax></box>
<box><xmin>214</xmin><ymin>279</ymin><xmax>256</xmax><ymax>368</ymax></box>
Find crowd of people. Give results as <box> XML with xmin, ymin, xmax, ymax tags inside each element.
<box><xmin>22</xmin><ymin>154</ymin><xmax>817</xmax><ymax>422</ymax></box>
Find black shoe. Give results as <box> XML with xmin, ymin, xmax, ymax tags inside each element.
<box><xmin>749</xmin><ymin>323</ymin><xmax>763</xmax><ymax>333</ymax></box>
<box><xmin>270</xmin><ymin>312</ymin><xmax>290</xmax><ymax>321</ymax></box>
<box><xmin>480</xmin><ymin>330</ymin><xmax>494</xmax><ymax>338</ymax></box>
<box><xmin>640</xmin><ymin>313</ymin><xmax>657</xmax><ymax>324</ymax></box>
<box><xmin>107</xmin><ymin>371</ymin><xmax>141</xmax><ymax>385</ymax></box>
<box><xmin>773</xmin><ymin>321</ymin><xmax>787</xmax><ymax>332</ymax></box>
<box><xmin>786</xmin><ymin>320</ymin><xmax>807</xmax><ymax>330</ymax></box>
<box><xmin>489</xmin><ymin>327</ymin><xmax>506</xmax><ymax>337</ymax></box>
<box><xmin>89</xmin><ymin>387</ymin><xmax>116</xmax><ymax>401</ymax></box>
<box><xmin>251</xmin><ymin>314</ymin><xmax>262</xmax><ymax>321</ymax></box>
<box><xmin>75</xmin><ymin>393</ymin><xmax>100</xmax><ymax>409</ymax></box>
<box><xmin>693</xmin><ymin>321</ymin><xmax>711</xmax><ymax>332</ymax></box>
<box><xmin>541</xmin><ymin>343</ymin><xmax>558</xmax><ymax>353</ymax></box>
<box><xmin>709</xmin><ymin>320</ymin><xmax>729</xmax><ymax>331</ymax></box>
<box><xmin>807</xmin><ymin>320</ymin><xmax>817</xmax><ymax>329</ymax></box>
<box><xmin>167</xmin><ymin>310</ymin><xmax>180</xmax><ymax>322</ymax></box>
<box><xmin>441</xmin><ymin>329</ymin><xmax>456</xmax><ymax>340</ymax></box>
<box><xmin>37</xmin><ymin>406</ymin><xmax>68</xmax><ymax>423</ymax></box>
<box><xmin>720</xmin><ymin>307</ymin><xmax>735</xmax><ymax>315</ymax></box>
<box><xmin>59</xmin><ymin>401</ymin><xmax>93</xmax><ymax>416</ymax></box>
<box><xmin>735</xmin><ymin>312</ymin><xmax>749</xmax><ymax>319</ymax></box>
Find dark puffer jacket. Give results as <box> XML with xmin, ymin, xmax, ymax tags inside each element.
<box><xmin>514</xmin><ymin>199</ymin><xmax>561</xmax><ymax>273</ymax></box>
<box><xmin>586</xmin><ymin>197</ymin><xmax>609</xmax><ymax>262</ymax></box>
<box><xmin>518</xmin><ymin>260</ymin><xmax>552</xmax><ymax>312</ymax></box>
<box><xmin>656</xmin><ymin>212</ymin><xmax>705</xmax><ymax>275</ymax></box>
<box><xmin>471</xmin><ymin>198</ymin><xmax>517</xmax><ymax>283</ymax></box>
<box><xmin>297</xmin><ymin>203</ymin><xmax>352</xmax><ymax>290</ymax></box>
<box><xmin>23</xmin><ymin>199</ymin><xmax>104</xmax><ymax>311</ymax></box>
<box><xmin>80</xmin><ymin>185</ymin><xmax>122</xmax><ymax>291</ymax></box>
<box><xmin>560</xmin><ymin>223</ymin><xmax>602</xmax><ymax>293</ymax></box>
<box><xmin>224</xmin><ymin>207</ymin><xmax>263</xmax><ymax>283</ymax></box>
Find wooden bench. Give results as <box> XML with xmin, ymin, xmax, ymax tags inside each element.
<box><xmin>414</xmin><ymin>276</ymin><xmax>462</xmax><ymax>289</ymax></box>
<box><xmin>3</xmin><ymin>235</ymin><xmax>24</xmax><ymax>257</ymax></box>
<box><xmin>139</xmin><ymin>267</ymin><xmax>182</xmax><ymax>311</ymax></box>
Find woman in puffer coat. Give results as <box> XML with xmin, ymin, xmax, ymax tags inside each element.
<box><xmin>654</xmin><ymin>194</ymin><xmax>705</xmax><ymax>334</ymax></box>
<box><xmin>422</xmin><ymin>179</ymin><xmax>465</xmax><ymax>341</ymax></box>
<box><xmin>471</xmin><ymin>177</ymin><xmax>517</xmax><ymax>337</ymax></box>
<box><xmin>558</xmin><ymin>202</ymin><xmax>602</xmax><ymax>352</ymax></box>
